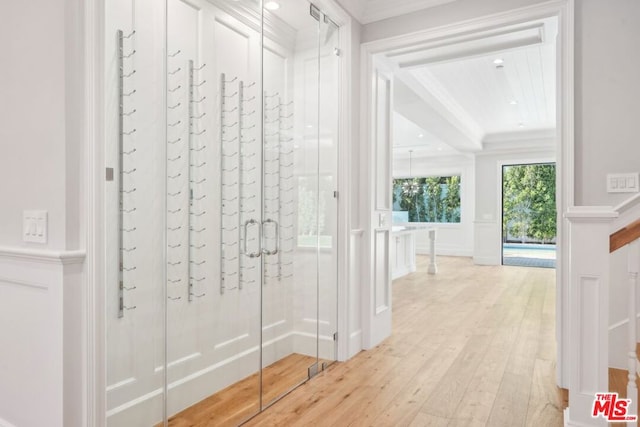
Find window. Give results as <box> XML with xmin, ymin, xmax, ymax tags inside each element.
<box><xmin>392</xmin><ymin>176</ymin><xmax>461</xmax><ymax>223</ymax></box>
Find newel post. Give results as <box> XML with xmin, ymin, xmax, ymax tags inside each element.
<box><xmin>564</xmin><ymin>207</ymin><xmax>618</xmax><ymax>426</ymax></box>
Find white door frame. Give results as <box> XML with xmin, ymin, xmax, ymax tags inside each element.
<box><xmin>359</xmin><ymin>0</ymin><xmax>574</xmax><ymax>387</ymax></box>
<box><xmin>83</xmin><ymin>0</ymin><xmax>354</xmax><ymax>424</ymax></box>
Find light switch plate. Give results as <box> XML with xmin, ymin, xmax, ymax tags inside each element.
<box><xmin>607</xmin><ymin>173</ymin><xmax>639</xmax><ymax>193</ymax></box>
<box><xmin>23</xmin><ymin>210</ymin><xmax>48</xmax><ymax>243</ymax></box>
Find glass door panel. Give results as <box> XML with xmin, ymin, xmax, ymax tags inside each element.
<box><xmin>317</xmin><ymin>12</ymin><xmax>340</xmax><ymax>366</ymax></box>
<box><xmin>105</xmin><ymin>0</ymin><xmax>339</xmax><ymax>424</ymax></box>
<box><xmin>165</xmin><ymin>0</ymin><xmax>262</xmax><ymax>425</ymax></box>
<box><xmin>260</xmin><ymin>0</ymin><xmax>321</xmax><ymax>407</ymax></box>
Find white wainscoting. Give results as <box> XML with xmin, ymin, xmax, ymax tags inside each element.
<box><xmin>0</xmin><ymin>247</ymin><xmax>85</xmax><ymax>427</ymax></box>
<box><xmin>473</xmin><ymin>220</ymin><xmax>501</xmax><ymax>265</ymax></box>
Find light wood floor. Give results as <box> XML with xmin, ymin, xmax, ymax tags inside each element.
<box><xmin>244</xmin><ymin>256</ymin><xmax>565</xmax><ymax>427</ymax></box>
<box><xmin>167</xmin><ymin>353</ymin><xmax>316</xmax><ymax>427</ymax></box>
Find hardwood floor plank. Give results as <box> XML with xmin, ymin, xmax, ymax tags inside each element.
<box><xmin>407</xmin><ymin>412</ymin><xmax>449</xmax><ymax>427</ymax></box>
<box><xmin>525</xmin><ymin>358</ymin><xmax>564</xmax><ymax>427</ymax></box>
<box><xmin>240</xmin><ymin>257</ymin><xmax>563</xmax><ymax>427</ymax></box>
<box><xmin>167</xmin><ymin>354</ymin><xmax>315</xmax><ymax>427</ymax></box>
<box><xmin>487</xmin><ymin>371</ymin><xmax>531</xmax><ymax>426</ymax></box>
<box><xmin>354</xmin><ymin>333</ymin><xmax>471</xmax><ymax>427</ymax></box>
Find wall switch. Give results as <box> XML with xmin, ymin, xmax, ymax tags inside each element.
<box><xmin>23</xmin><ymin>210</ymin><xmax>48</xmax><ymax>243</ymax></box>
<box><xmin>607</xmin><ymin>173</ymin><xmax>639</xmax><ymax>193</ymax></box>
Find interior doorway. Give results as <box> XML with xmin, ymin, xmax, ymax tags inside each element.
<box><xmin>501</xmin><ymin>162</ymin><xmax>557</xmax><ymax>268</ymax></box>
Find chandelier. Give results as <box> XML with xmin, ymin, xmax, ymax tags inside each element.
<box><xmin>402</xmin><ymin>150</ymin><xmax>420</xmax><ymax>196</ymax></box>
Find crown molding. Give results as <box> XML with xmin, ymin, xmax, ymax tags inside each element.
<box><xmin>361</xmin><ymin>0</ymin><xmax>457</xmax><ymax>24</ymax></box>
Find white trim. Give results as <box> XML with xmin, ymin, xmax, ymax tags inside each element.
<box><xmin>0</xmin><ymin>276</ymin><xmax>50</xmax><ymax>291</ymax></box>
<box><xmin>0</xmin><ymin>247</ymin><xmax>86</xmax><ymax>265</ymax></box>
<box><xmin>0</xmin><ymin>417</ymin><xmax>18</xmax><ymax>427</ymax></box>
<box><xmin>85</xmin><ymin>0</ymin><xmax>105</xmax><ymax>425</ymax></box>
<box><xmin>564</xmin><ymin>207</ymin><xmax>618</xmax><ymax>221</ymax></box>
<box><xmin>563</xmin><ymin>408</ymin><xmax>596</xmax><ymax>427</ymax></box>
<box><xmin>556</xmin><ymin>0</ymin><xmax>574</xmax><ymax>391</ymax></box>
<box><xmin>319</xmin><ymin>0</ymin><xmax>356</xmax><ymax>363</ymax></box>
<box><xmin>360</xmin><ymin>0</ymin><xmax>574</xmax><ymax>388</ymax></box>
<box><xmin>614</xmin><ymin>192</ymin><xmax>640</xmax><ymax>214</ymax></box>
<box><xmin>608</xmin><ymin>312</ymin><xmax>640</xmax><ymax>332</ymax></box>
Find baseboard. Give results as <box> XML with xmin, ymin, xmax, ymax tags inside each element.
<box><xmin>348</xmin><ymin>329</ymin><xmax>362</xmax><ymax>359</ymax></box>
<box><xmin>0</xmin><ymin>417</ymin><xmax>17</xmax><ymax>427</ymax></box>
<box><xmin>106</xmin><ymin>331</ymin><xmax>322</xmax><ymax>425</ymax></box>
<box><xmin>563</xmin><ymin>407</ymin><xmax>600</xmax><ymax>426</ymax></box>
<box><xmin>473</xmin><ymin>255</ymin><xmax>501</xmax><ymax>265</ymax></box>
<box><xmin>416</xmin><ymin>246</ymin><xmax>473</xmax><ymax>257</ymax></box>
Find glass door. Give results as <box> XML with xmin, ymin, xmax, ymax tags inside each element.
<box><xmin>261</xmin><ymin>0</ymin><xmax>323</xmax><ymax>407</ymax></box>
<box><xmin>317</xmin><ymin>9</ymin><xmax>340</xmax><ymax>367</ymax></box>
<box><xmin>104</xmin><ymin>0</ymin><xmax>340</xmax><ymax>425</ymax></box>
<box><xmin>260</xmin><ymin>0</ymin><xmax>341</xmax><ymax>406</ymax></box>
<box><xmin>165</xmin><ymin>0</ymin><xmax>263</xmax><ymax>425</ymax></box>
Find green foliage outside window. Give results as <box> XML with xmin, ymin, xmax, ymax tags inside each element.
<box><xmin>392</xmin><ymin>176</ymin><xmax>461</xmax><ymax>223</ymax></box>
<box><xmin>502</xmin><ymin>163</ymin><xmax>556</xmax><ymax>243</ymax></box>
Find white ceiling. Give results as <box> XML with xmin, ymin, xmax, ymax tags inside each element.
<box><xmin>391</xmin><ymin>16</ymin><xmax>558</xmax><ymax>159</ymax></box>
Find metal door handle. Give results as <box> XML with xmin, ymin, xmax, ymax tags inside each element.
<box><xmin>262</xmin><ymin>219</ymin><xmax>279</xmax><ymax>255</ymax></box>
<box><xmin>243</xmin><ymin>219</ymin><xmax>262</xmax><ymax>258</ymax></box>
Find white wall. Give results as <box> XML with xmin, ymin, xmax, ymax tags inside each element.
<box><xmin>392</xmin><ymin>154</ymin><xmax>475</xmax><ymax>256</ymax></box>
<box><xmin>575</xmin><ymin>0</ymin><xmax>640</xmax><ymax>206</ymax></box>
<box><xmin>0</xmin><ymin>1</ymin><xmax>86</xmax><ymax>426</ymax></box>
<box><xmin>0</xmin><ymin>0</ymin><xmax>84</xmax><ymax>250</ymax></box>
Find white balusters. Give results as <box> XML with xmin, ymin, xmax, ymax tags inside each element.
<box><xmin>629</xmin><ymin>239</ymin><xmax>640</xmax><ymax>426</ymax></box>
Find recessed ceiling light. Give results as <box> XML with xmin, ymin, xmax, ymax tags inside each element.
<box><xmin>493</xmin><ymin>58</ymin><xmax>504</xmax><ymax>65</ymax></box>
<box><xmin>418</xmin><ymin>133</ymin><xmax>424</xmax><ymax>138</ymax></box>
<box><xmin>510</xmin><ymin>100</ymin><xmax>518</xmax><ymax>105</ymax></box>
<box><xmin>306</xmin><ymin>124</ymin><xmax>313</xmax><ymax>128</ymax></box>
<box><xmin>437</xmin><ymin>147</ymin><xmax>443</xmax><ymax>151</ymax></box>
<box><xmin>518</xmin><ymin>123</ymin><xmax>525</xmax><ymax>128</ymax></box>
<box><xmin>265</xmin><ymin>1</ymin><xmax>280</xmax><ymax>10</ymax></box>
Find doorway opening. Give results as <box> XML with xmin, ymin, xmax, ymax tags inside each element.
<box><xmin>501</xmin><ymin>162</ymin><xmax>557</xmax><ymax>268</ymax></box>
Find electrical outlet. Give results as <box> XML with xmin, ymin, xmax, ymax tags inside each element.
<box><xmin>23</xmin><ymin>210</ymin><xmax>48</xmax><ymax>243</ymax></box>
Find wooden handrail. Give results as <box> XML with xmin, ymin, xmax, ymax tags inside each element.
<box><xmin>610</xmin><ymin>218</ymin><xmax>640</xmax><ymax>252</ymax></box>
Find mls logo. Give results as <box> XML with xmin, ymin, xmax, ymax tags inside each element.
<box><xmin>592</xmin><ymin>393</ymin><xmax>638</xmax><ymax>422</ymax></box>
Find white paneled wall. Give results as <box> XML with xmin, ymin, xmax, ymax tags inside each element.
<box><xmin>0</xmin><ymin>250</ymin><xmax>84</xmax><ymax>427</ymax></box>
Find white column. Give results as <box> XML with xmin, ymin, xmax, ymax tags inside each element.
<box><xmin>427</xmin><ymin>228</ymin><xmax>437</xmax><ymax>274</ymax></box>
<box><xmin>564</xmin><ymin>208</ymin><xmax>617</xmax><ymax>427</ymax></box>
<box><xmin>628</xmin><ymin>240</ymin><xmax>640</xmax><ymax>427</ymax></box>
